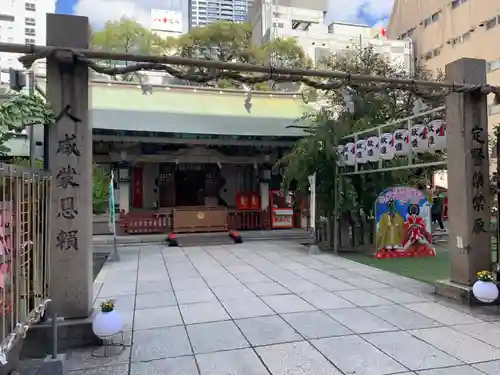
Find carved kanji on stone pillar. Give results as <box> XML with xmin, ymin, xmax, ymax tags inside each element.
<box><xmin>46</xmin><ymin>14</ymin><xmax>92</xmax><ymax>318</ymax></box>
<box><xmin>445</xmin><ymin>58</ymin><xmax>491</xmax><ymax>286</ymax></box>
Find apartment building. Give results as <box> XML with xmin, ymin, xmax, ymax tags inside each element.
<box><xmin>387</xmin><ymin>0</ymin><xmax>500</xmax><ymax>131</ymax></box>
<box><xmin>191</xmin><ymin>0</ymin><xmax>249</xmax><ymax>28</ymax></box>
<box><xmin>248</xmin><ymin>0</ymin><xmax>412</xmax><ymax>70</ymax></box>
<box><xmin>0</xmin><ymin>0</ymin><xmax>56</xmax><ymax>83</ymax></box>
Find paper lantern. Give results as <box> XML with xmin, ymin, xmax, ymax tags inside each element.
<box><xmin>427</xmin><ymin>119</ymin><xmax>446</xmax><ymax>151</ymax></box>
<box><xmin>410</xmin><ymin>124</ymin><xmax>429</xmax><ymax>153</ymax></box>
<box><xmin>250</xmin><ymin>193</ymin><xmax>260</xmax><ymax>210</ymax></box>
<box><xmin>344</xmin><ymin>142</ymin><xmax>356</xmax><ymax>166</ymax></box>
<box><xmin>336</xmin><ymin>145</ymin><xmax>345</xmax><ymax>166</ymax></box>
<box><xmin>355</xmin><ymin>140</ymin><xmax>367</xmax><ymax>164</ymax></box>
<box><xmin>236</xmin><ymin>192</ymin><xmax>250</xmax><ymax>210</ymax></box>
<box><xmin>366</xmin><ymin>136</ymin><xmax>379</xmax><ymax>162</ymax></box>
<box><xmin>393</xmin><ymin>129</ymin><xmax>410</xmax><ymax>156</ymax></box>
<box><xmin>379</xmin><ymin>133</ymin><xmax>395</xmax><ymax>160</ymax></box>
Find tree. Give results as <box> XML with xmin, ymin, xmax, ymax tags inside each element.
<box><xmin>91</xmin><ymin>18</ymin><xmax>173</xmax><ymax>82</ymax></box>
<box><xmin>92</xmin><ymin>165</ymin><xmax>109</xmax><ymax>215</ymax></box>
<box><xmin>0</xmin><ymin>92</ymin><xmax>54</xmax><ymax>155</ymax></box>
<box><xmin>92</xmin><ymin>18</ymin><xmax>169</xmax><ymax>55</ymax></box>
<box><xmin>171</xmin><ymin>21</ymin><xmax>309</xmax><ymax>89</ymax></box>
<box><xmin>278</xmin><ymin>46</ymin><xmax>446</xmax><ymax>248</ymax></box>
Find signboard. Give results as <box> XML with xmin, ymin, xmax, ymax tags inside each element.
<box><xmin>374</xmin><ymin>186</ymin><xmax>435</xmax><ymax>259</ymax></box>
<box><xmin>272</xmin><ymin>209</ymin><xmax>294</xmax><ymax>228</ymax></box>
<box><xmin>151</xmin><ymin>9</ymin><xmax>183</xmax><ymax>33</ymax></box>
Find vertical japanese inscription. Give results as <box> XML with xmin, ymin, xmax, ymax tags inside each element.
<box><xmin>55</xmin><ymin>106</ymin><xmax>81</xmax><ymax>251</ymax></box>
<box><xmin>470</xmin><ymin>117</ymin><xmax>487</xmax><ymax>235</ymax></box>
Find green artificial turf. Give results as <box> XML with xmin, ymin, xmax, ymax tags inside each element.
<box><xmin>341</xmin><ymin>249</ymin><xmax>451</xmax><ymax>284</ymax></box>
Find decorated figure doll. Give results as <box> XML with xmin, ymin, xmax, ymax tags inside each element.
<box><xmin>376</xmin><ymin>198</ymin><xmax>405</xmax><ymax>251</ymax></box>
<box><xmin>402</xmin><ymin>203</ymin><xmax>432</xmax><ymax>251</ymax></box>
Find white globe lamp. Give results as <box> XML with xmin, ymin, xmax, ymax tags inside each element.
<box><xmin>472</xmin><ymin>271</ymin><xmax>499</xmax><ymax>303</ymax></box>
<box><xmin>92</xmin><ymin>300</ymin><xmax>123</xmax><ymax>339</ymax></box>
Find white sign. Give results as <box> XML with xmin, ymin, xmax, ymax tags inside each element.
<box><xmin>151</xmin><ymin>9</ymin><xmax>182</xmax><ymax>33</ymax></box>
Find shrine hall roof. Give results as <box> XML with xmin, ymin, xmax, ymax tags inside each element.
<box><xmin>43</xmin><ymin>81</ymin><xmax>312</xmax><ymax>137</ymax></box>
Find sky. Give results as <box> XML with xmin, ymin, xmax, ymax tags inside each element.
<box><xmin>55</xmin><ymin>0</ymin><xmax>394</xmax><ymax>29</ymax></box>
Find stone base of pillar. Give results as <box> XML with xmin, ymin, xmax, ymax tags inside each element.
<box><xmin>20</xmin><ymin>311</ymin><xmax>101</xmax><ymax>359</ymax></box>
<box><xmin>435</xmin><ymin>279</ymin><xmax>474</xmax><ymax>305</ymax></box>
<box><xmin>308</xmin><ymin>244</ymin><xmax>321</xmax><ymax>255</ymax></box>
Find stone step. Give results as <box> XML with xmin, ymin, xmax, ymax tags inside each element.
<box><xmin>17</xmin><ymin>355</ymin><xmax>66</xmax><ymax>375</ymax></box>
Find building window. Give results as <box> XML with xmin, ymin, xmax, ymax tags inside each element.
<box><xmin>25</xmin><ymin>27</ymin><xmax>35</xmax><ymax>36</ymax></box>
<box><xmin>462</xmin><ymin>31</ymin><xmax>471</xmax><ymax>42</ymax></box>
<box><xmin>489</xmin><ymin>104</ymin><xmax>500</xmax><ymax>116</ymax></box>
<box><xmin>451</xmin><ymin>0</ymin><xmax>460</xmax><ymax>9</ymax></box>
<box><xmin>431</xmin><ymin>12</ymin><xmax>440</xmax><ymax>22</ymax></box>
<box><xmin>433</xmin><ymin>47</ymin><xmax>441</xmax><ymax>57</ymax></box>
<box><xmin>25</xmin><ymin>17</ymin><xmax>35</xmax><ymax>26</ymax></box>
<box><xmin>25</xmin><ymin>38</ymin><xmax>35</xmax><ymax>45</ymax></box>
<box><xmin>25</xmin><ymin>2</ymin><xmax>35</xmax><ymax>10</ymax></box>
<box><xmin>0</xmin><ymin>14</ymin><xmax>14</xmax><ymax>22</ymax></box>
<box><xmin>423</xmin><ymin>17</ymin><xmax>431</xmax><ymax>27</ymax></box>
<box><xmin>486</xmin><ymin>17</ymin><xmax>497</xmax><ymax>30</ymax></box>
<box><xmin>488</xmin><ymin>59</ymin><xmax>500</xmax><ymax>72</ymax></box>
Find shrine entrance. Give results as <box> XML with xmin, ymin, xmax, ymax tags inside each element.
<box><xmin>175</xmin><ymin>170</ymin><xmax>206</xmax><ymax>206</ymax></box>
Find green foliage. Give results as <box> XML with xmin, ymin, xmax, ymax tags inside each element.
<box><xmin>175</xmin><ymin>21</ymin><xmax>257</xmax><ymax>63</ymax></box>
<box><xmin>90</xmin><ymin>19</ymin><xmax>309</xmax><ymax>89</ymax></box>
<box><xmin>91</xmin><ymin>18</ymin><xmax>170</xmax><ymax>54</ymax></box>
<box><xmin>279</xmin><ymin>46</ymin><xmax>446</xmax><ymax>236</ymax></box>
<box><xmin>169</xmin><ymin>21</ymin><xmax>309</xmax><ymax>89</ymax></box>
<box><xmin>91</xmin><ymin>17</ymin><xmax>173</xmax><ymax>82</ymax></box>
<box><xmin>0</xmin><ymin>92</ymin><xmax>55</xmax><ymax>156</ymax></box>
<box><xmin>9</xmin><ymin>157</ymin><xmax>43</xmax><ymax>169</ymax></box>
<box><xmin>93</xmin><ymin>165</ymin><xmax>109</xmax><ymax>215</ymax></box>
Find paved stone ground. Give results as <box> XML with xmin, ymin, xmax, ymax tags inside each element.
<box><xmin>76</xmin><ymin>241</ymin><xmax>500</xmax><ymax>375</ymax></box>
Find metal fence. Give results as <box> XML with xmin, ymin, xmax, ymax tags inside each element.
<box><xmin>0</xmin><ymin>163</ymin><xmax>51</xmax><ymax>361</ymax></box>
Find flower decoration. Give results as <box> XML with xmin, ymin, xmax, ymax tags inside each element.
<box><xmin>100</xmin><ymin>300</ymin><xmax>115</xmax><ymax>313</ymax></box>
<box><xmin>476</xmin><ymin>270</ymin><xmax>494</xmax><ymax>282</ymax></box>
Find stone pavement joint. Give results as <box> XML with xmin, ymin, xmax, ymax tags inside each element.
<box><xmin>75</xmin><ymin>241</ymin><xmax>500</xmax><ymax>375</ymax></box>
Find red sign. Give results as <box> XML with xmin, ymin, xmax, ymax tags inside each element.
<box><xmin>132</xmin><ymin>166</ymin><xmax>143</xmax><ymax>209</ymax></box>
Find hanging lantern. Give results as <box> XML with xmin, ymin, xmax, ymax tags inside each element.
<box><xmin>336</xmin><ymin>145</ymin><xmax>345</xmax><ymax>166</ymax></box>
<box><xmin>355</xmin><ymin>139</ymin><xmax>367</xmax><ymax>164</ymax></box>
<box><xmin>427</xmin><ymin>119</ymin><xmax>446</xmax><ymax>151</ymax></box>
<box><xmin>366</xmin><ymin>136</ymin><xmax>379</xmax><ymax>162</ymax></box>
<box><xmin>410</xmin><ymin>124</ymin><xmax>429</xmax><ymax>153</ymax></box>
<box><xmin>393</xmin><ymin>129</ymin><xmax>410</xmax><ymax>156</ymax></box>
<box><xmin>344</xmin><ymin>142</ymin><xmax>356</xmax><ymax>166</ymax></box>
<box><xmin>379</xmin><ymin>133</ymin><xmax>395</xmax><ymax>160</ymax></box>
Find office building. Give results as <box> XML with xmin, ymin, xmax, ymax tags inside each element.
<box><xmin>387</xmin><ymin>0</ymin><xmax>500</xmax><ymax>185</ymax></box>
<box><xmin>0</xmin><ymin>0</ymin><xmax>56</xmax><ymax>83</ymax></box>
<box><xmin>191</xmin><ymin>0</ymin><xmax>249</xmax><ymax>28</ymax></box>
<box><xmin>249</xmin><ymin>0</ymin><xmax>412</xmax><ymax>70</ymax></box>
<box><xmin>387</xmin><ymin>0</ymin><xmax>500</xmax><ymax>130</ymax></box>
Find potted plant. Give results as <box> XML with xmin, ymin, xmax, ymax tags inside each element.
<box><xmin>472</xmin><ymin>270</ymin><xmax>499</xmax><ymax>303</ymax></box>
<box><xmin>92</xmin><ymin>300</ymin><xmax>122</xmax><ymax>339</ymax></box>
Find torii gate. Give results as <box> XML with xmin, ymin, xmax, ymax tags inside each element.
<box><xmin>0</xmin><ymin>13</ymin><xmax>492</xmax><ymax>350</ymax></box>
